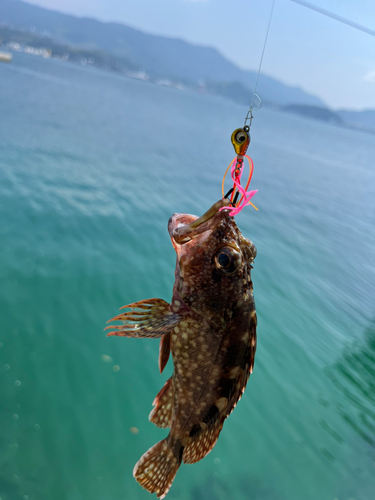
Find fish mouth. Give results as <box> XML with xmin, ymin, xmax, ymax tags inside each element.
<box><xmin>168</xmin><ymin>198</ymin><xmax>231</xmax><ymax>247</ymax></box>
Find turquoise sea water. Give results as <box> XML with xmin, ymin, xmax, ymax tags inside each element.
<box><xmin>0</xmin><ymin>52</ymin><xmax>374</xmax><ymax>500</ymax></box>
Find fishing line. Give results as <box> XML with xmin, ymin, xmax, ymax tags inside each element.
<box><xmin>221</xmin><ymin>1</ymin><xmax>276</xmax><ymax>216</ymax></box>
<box><xmin>245</xmin><ymin>0</ymin><xmax>277</xmax><ymax>129</ymax></box>
<box><xmin>222</xmin><ymin>0</ymin><xmax>374</xmax><ymax>215</ymax></box>
<box><xmin>291</xmin><ymin>0</ymin><xmax>375</xmax><ymax>36</ymax></box>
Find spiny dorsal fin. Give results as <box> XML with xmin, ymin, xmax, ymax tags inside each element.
<box><xmin>227</xmin><ymin>319</ymin><xmax>257</xmax><ymax>416</ymax></box>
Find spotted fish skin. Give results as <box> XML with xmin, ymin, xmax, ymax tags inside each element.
<box><xmin>106</xmin><ymin>199</ymin><xmax>257</xmax><ymax>498</ymax></box>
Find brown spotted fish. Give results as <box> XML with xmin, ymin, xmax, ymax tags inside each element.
<box><xmin>106</xmin><ymin>197</ymin><xmax>257</xmax><ymax>498</ymax></box>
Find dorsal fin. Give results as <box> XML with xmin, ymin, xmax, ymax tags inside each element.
<box><xmin>183</xmin><ymin>316</ymin><xmax>257</xmax><ymax>464</ymax></box>
<box><xmin>182</xmin><ymin>417</ymin><xmax>224</xmax><ymax>464</ymax></box>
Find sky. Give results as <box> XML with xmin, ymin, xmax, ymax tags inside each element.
<box><xmin>25</xmin><ymin>0</ymin><xmax>375</xmax><ymax>110</ymax></box>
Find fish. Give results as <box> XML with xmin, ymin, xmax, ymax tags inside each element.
<box><xmin>106</xmin><ymin>197</ymin><xmax>257</xmax><ymax>498</ymax></box>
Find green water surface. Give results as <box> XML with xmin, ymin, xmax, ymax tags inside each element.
<box><xmin>0</xmin><ymin>52</ymin><xmax>374</xmax><ymax>500</ymax></box>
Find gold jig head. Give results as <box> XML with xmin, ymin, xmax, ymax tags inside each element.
<box><xmin>231</xmin><ymin>128</ymin><xmax>250</xmax><ymax>156</ymax></box>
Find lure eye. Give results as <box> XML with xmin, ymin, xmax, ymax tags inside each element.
<box><xmin>214</xmin><ymin>246</ymin><xmax>242</xmax><ymax>274</ymax></box>
<box><xmin>235</xmin><ymin>131</ymin><xmax>247</xmax><ymax>144</ymax></box>
<box><xmin>231</xmin><ymin>128</ymin><xmax>250</xmax><ymax>155</ymax></box>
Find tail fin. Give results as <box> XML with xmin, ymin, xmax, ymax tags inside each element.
<box><xmin>133</xmin><ymin>439</ymin><xmax>180</xmax><ymax>499</ymax></box>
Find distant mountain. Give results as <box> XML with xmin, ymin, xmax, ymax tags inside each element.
<box><xmin>283</xmin><ymin>105</ymin><xmax>343</xmax><ymax>124</ymax></box>
<box><xmin>205</xmin><ymin>81</ymin><xmax>257</xmax><ymax>106</ymax></box>
<box><xmin>0</xmin><ymin>0</ymin><xmax>326</xmax><ymax>107</ymax></box>
<box><xmin>0</xmin><ymin>25</ymin><xmax>138</xmax><ymax>71</ymax></box>
<box><xmin>282</xmin><ymin>105</ymin><xmax>375</xmax><ymax>134</ymax></box>
<box><xmin>337</xmin><ymin>109</ymin><xmax>375</xmax><ymax>132</ymax></box>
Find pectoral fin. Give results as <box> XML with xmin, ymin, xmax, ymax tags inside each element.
<box><xmin>105</xmin><ymin>298</ymin><xmax>181</xmax><ymax>338</ymax></box>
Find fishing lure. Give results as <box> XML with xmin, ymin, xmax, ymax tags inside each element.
<box><xmin>221</xmin><ymin>126</ymin><xmax>258</xmax><ymax>216</ymax></box>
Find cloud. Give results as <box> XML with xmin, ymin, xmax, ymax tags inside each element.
<box><xmin>364</xmin><ymin>71</ymin><xmax>375</xmax><ymax>83</ymax></box>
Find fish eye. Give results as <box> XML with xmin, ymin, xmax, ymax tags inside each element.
<box><xmin>235</xmin><ymin>131</ymin><xmax>247</xmax><ymax>144</ymax></box>
<box><xmin>218</xmin><ymin>252</ymin><xmax>230</xmax><ymax>268</ymax></box>
<box><xmin>214</xmin><ymin>246</ymin><xmax>241</xmax><ymax>274</ymax></box>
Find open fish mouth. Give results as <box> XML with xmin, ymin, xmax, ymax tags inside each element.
<box><xmin>168</xmin><ymin>198</ymin><xmax>231</xmax><ymax>246</ymax></box>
